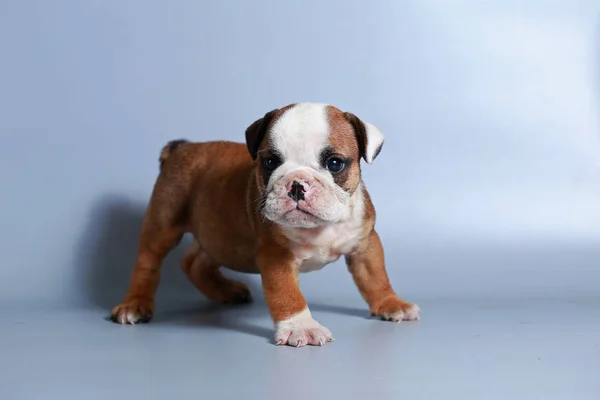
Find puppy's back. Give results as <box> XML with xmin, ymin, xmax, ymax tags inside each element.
<box><xmin>159</xmin><ymin>140</ymin><xmax>250</xmax><ymax>172</ymax></box>
<box><xmin>154</xmin><ymin>140</ymin><xmax>258</xmax><ymax>269</ymax></box>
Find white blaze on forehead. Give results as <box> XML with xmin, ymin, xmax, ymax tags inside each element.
<box><xmin>270</xmin><ymin>103</ymin><xmax>330</xmax><ymax>167</ymax></box>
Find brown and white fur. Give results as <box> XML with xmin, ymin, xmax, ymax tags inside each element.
<box><xmin>111</xmin><ymin>102</ymin><xmax>420</xmax><ymax>347</ymax></box>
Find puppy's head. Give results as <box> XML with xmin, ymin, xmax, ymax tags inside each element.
<box><xmin>246</xmin><ymin>103</ymin><xmax>384</xmax><ymax>228</ymax></box>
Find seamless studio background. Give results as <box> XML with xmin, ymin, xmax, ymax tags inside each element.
<box><xmin>1</xmin><ymin>1</ymin><xmax>599</xmax><ymax>399</ymax></box>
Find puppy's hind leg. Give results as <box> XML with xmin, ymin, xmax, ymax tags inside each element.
<box><xmin>111</xmin><ymin>209</ymin><xmax>185</xmax><ymax>324</ymax></box>
<box><xmin>111</xmin><ymin>141</ymin><xmax>190</xmax><ymax>324</ymax></box>
<box><xmin>181</xmin><ymin>240</ymin><xmax>252</xmax><ymax>304</ymax></box>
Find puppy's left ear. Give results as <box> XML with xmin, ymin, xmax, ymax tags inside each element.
<box><xmin>344</xmin><ymin>112</ymin><xmax>385</xmax><ymax>164</ymax></box>
<box><xmin>245</xmin><ymin>109</ymin><xmax>278</xmax><ymax>160</ymax></box>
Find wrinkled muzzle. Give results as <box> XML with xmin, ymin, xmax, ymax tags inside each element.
<box><xmin>263</xmin><ymin>166</ymin><xmax>351</xmax><ymax>228</ymax></box>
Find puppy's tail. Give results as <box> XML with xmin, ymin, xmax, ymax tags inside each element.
<box><xmin>159</xmin><ymin>139</ymin><xmax>189</xmax><ymax>170</ymax></box>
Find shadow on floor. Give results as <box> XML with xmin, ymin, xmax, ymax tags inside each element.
<box><xmin>75</xmin><ymin>194</ymin><xmax>194</xmax><ymax>312</ymax></box>
<box><xmin>151</xmin><ymin>301</ymin><xmax>274</xmax><ymax>342</ymax></box>
<box><xmin>311</xmin><ymin>303</ymin><xmax>369</xmax><ymax>319</ymax></box>
<box><xmin>147</xmin><ymin>301</ymin><xmax>370</xmax><ymax>342</ymax></box>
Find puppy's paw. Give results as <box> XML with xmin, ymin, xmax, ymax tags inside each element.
<box><xmin>218</xmin><ymin>281</ymin><xmax>253</xmax><ymax>305</ymax></box>
<box><xmin>110</xmin><ymin>297</ymin><xmax>154</xmax><ymax>324</ymax></box>
<box><xmin>199</xmin><ymin>278</ymin><xmax>253</xmax><ymax>305</ymax></box>
<box><xmin>371</xmin><ymin>296</ymin><xmax>420</xmax><ymax>323</ymax></box>
<box><xmin>274</xmin><ymin>309</ymin><xmax>334</xmax><ymax>347</ymax></box>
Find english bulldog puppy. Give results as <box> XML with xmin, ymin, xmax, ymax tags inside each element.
<box><xmin>111</xmin><ymin>102</ymin><xmax>420</xmax><ymax>346</ymax></box>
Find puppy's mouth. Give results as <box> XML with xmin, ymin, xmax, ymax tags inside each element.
<box><xmin>283</xmin><ymin>204</ymin><xmax>319</xmax><ymax>219</ymax></box>
<box><xmin>295</xmin><ymin>205</ymin><xmax>315</xmax><ymax>216</ymax></box>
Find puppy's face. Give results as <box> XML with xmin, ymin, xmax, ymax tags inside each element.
<box><xmin>246</xmin><ymin>103</ymin><xmax>384</xmax><ymax>228</ymax></box>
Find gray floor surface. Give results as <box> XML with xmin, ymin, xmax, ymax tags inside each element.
<box><xmin>2</xmin><ymin>294</ymin><xmax>599</xmax><ymax>399</ymax></box>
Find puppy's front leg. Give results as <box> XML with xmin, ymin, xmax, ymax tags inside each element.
<box><xmin>346</xmin><ymin>229</ymin><xmax>421</xmax><ymax>322</ymax></box>
<box><xmin>258</xmin><ymin>244</ymin><xmax>334</xmax><ymax>347</ymax></box>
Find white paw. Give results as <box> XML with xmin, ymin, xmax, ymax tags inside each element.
<box><xmin>275</xmin><ymin>308</ymin><xmax>334</xmax><ymax>347</ymax></box>
<box><xmin>110</xmin><ymin>299</ymin><xmax>153</xmax><ymax>325</ymax></box>
<box><xmin>380</xmin><ymin>303</ymin><xmax>421</xmax><ymax>323</ymax></box>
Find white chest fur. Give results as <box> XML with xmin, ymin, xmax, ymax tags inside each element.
<box><xmin>283</xmin><ymin>189</ymin><xmax>366</xmax><ymax>273</ymax></box>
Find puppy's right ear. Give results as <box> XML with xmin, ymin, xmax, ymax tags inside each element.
<box><xmin>245</xmin><ymin>109</ymin><xmax>278</xmax><ymax>160</ymax></box>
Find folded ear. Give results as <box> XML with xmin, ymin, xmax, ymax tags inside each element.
<box><xmin>344</xmin><ymin>112</ymin><xmax>385</xmax><ymax>164</ymax></box>
<box><xmin>245</xmin><ymin>109</ymin><xmax>278</xmax><ymax>160</ymax></box>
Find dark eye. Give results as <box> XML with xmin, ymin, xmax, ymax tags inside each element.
<box><xmin>263</xmin><ymin>156</ymin><xmax>281</xmax><ymax>172</ymax></box>
<box><xmin>326</xmin><ymin>157</ymin><xmax>345</xmax><ymax>173</ymax></box>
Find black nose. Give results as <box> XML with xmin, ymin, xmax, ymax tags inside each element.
<box><xmin>288</xmin><ymin>181</ymin><xmax>305</xmax><ymax>202</ymax></box>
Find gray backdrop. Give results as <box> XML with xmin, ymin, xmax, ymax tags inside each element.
<box><xmin>1</xmin><ymin>0</ymin><xmax>598</xmax><ymax>305</ymax></box>
<box><xmin>1</xmin><ymin>1</ymin><xmax>599</xmax><ymax>399</ymax></box>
